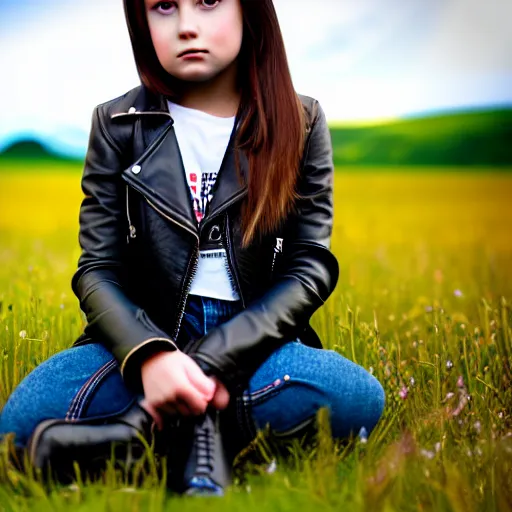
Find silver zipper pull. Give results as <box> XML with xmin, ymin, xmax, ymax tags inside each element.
<box><xmin>126</xmin><ymin>184</ymin><xmax>137</xmax><ymax>240</ymax></box>
<box><xmin>271</xmin><ymin>237</ymin><xmax>284</xmax><ymax>273</ymax></box>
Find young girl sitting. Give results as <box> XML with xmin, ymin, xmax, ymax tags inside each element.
<box><xmin>0</xmin><ymin>0</ymin><xmax>385</xmax><ymax>496</ymax></box>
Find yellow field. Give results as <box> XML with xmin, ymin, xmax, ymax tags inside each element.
<box><xmin>0</xmin><ymin>165</ymin><xmax>511</xmax><ymax>510</ymax></box>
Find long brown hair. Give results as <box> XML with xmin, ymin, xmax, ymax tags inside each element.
<box><xmin>123</xmin><ymin>0</ymin><xmax>307</xmax><ymax>248</ymax></box>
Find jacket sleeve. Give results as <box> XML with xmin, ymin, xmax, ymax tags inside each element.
<box><xmin>71</xmin><ymin>104</ymin><xmax>178</xmax><ymax>395</ymax></box>
<box><xmin>183</xmin><ymin>99</ymin><xmax>339</xmax><ymax>392</ymax></box>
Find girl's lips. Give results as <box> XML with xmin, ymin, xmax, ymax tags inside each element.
<box><xmin>179</xmin><ymin>50</ymin><xmax>208</xmax><ymax>58</ymax></box>
<box><xmin>181</xmin><ymin>52</ymin><xmax>207</xmax><ymax>59</ymax></box>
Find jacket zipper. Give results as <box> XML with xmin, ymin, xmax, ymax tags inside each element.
<box><xmin>223</xmin><ymin>214</ymin><xmax>246</xmax><ymax>308</ymax></box>
<box><xmin>124</xmin><ymin>163</ymin><xmax>202</xmax><ymax>339</ymax></box>
<box><xmin>141</xmin><ymin>195</ymin><xmax>200</xmax><ymax>340</ymax></box>
<box><xmin>124</xmin><ymin>179</ymin><xmax>249</xmax><ymax>341</ymax></box>
<box><xmin>271</xmin><ymin>237</ymin><xmax>284</xmax><ymax>276</ymax></box>
<box><xmin>119</xmin><ymin>106</ymin><xmax>248</xmax><ymax>337</ymax></box>
<box><xmin>115</xmin><ymin>108</ymin><xmax>203</xmax><ymax>341</ymax></box>
<box><xmin>126</xmin><ymin>184</ymin><xmax>137</xmax><ymax>241</ymax></box>
<box><xmin>141</xmin><ymin>192</ymin><xmax>247</xmax><ymax>335</ymax></box>
<box><xmin>173</xmin><ymin>242</ymin><xmax>199</xmax><ymax>340</ymax></box>
<box><xmin>122</xmin><ymin>111</ymin><xmax>175</xmax><ymax>241</ymax></box>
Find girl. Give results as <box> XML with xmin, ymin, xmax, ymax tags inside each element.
<box><xmin>0</xmin><ymin>0</ymin><xmax>385</xmax><ymax>496</ymax></box>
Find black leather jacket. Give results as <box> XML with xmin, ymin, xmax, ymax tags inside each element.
<box><xmin>71</xmin><ymin>84</ymin><xmax>339</xmax><ymax>396</ymax></box>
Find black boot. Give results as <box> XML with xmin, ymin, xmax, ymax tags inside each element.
<box><xmin>177</xmin><ymin>406</ymin><xmax>235</xmax><ymax>496</ymax></box>
<box><xmin>24</xmin><ymin>400</ymin><xmax>176</xmax><ymax>487</ymax></box>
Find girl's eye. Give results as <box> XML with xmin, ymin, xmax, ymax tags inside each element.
<box><xmin>152</xmin><ymin>0</ymin><xmax>220</xmax><ymax>14</ymax></box>
<box><xmin>200</xmin><ymin>0</ymin><xmax>221</xmax><ymax>8</ymax></box>
<box><xmin>154</xmin><ymin>1</ymin><xmax>176</xmax><ymax>14</ymax></box>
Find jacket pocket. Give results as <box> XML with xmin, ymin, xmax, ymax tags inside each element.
<box><xmin>246</xmin><ymin>375</ymin><xmax>291</xmax><ymax>406</ymax></box>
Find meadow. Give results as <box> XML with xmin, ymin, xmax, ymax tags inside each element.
<box><xmin>0</xmin><ymin>164</ymin><xmax>511</xmax><ymax>511</ymax></box>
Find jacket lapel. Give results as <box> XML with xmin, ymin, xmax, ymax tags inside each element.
<box><xmin>112</xmin><ymin>84</ymin><xmax>248</xmax><ymax>233</ymax></box>
<box><xmin>204</xmin><ymin>119</ymin><xmax>248</xmax><ymax>221</ymax></box>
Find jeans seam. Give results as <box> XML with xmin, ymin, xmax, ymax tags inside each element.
<box><xmin>68</xmin><ymin>359</ymin><xmax>116</xmax><ymax>421</ymax></box>
<box><xmin>75</xmin><ymin>359</ymin><xmax>118</xmax><ymax>419</ymax></box>
<box><xmin>70</xmin><ymin>396</ymin><xmax>139</xmax><ymax>424</ymax></box>
<box><xmin>65</xmin><ymin>359</ymin><xmax>117</xmax><ymax>421</ymax></box>
<box><xmin>66</xmin><ymin>364</ymin><xmax>106</xmax><ymax>421</ymax></box>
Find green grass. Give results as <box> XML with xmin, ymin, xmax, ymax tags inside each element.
<box><xmin>0</xmin><ymin>166</ymin><xmax>511</xmax><ymax>510</ymax></box>
<box><xmin>329</xmin><ymin>108</ymin><xmax>512</xmax><ymax>166</ymax></box>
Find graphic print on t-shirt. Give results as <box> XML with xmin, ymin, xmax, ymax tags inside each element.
<box><xmin>188</xmin><ymin>170</ymin><xmax>218</xmax><ymax>224</ymax></box>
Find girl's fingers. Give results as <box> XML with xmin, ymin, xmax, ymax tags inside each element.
<box><xmin>185</xmin><ymin>361</ymin><xmax>216</xmax><ymax>399</ymax></box>
<box><xmin>139</xmin><ymin>399</ymin><xmax>164</xmax><ymax>431</ymax></box>
<box><xmin>174</xmin><ymin>396</ymin><xmax>195</xmax><ymax>416</ymax></box>
<box><xmin>158</xmin><ymin>403</ymin><xmax>179</xmax><ymax>417</ymax></box>
<box><xmin>211</xmin><ymin>380</ymin><xmax>231</xmax><ymax>410</ymax></box>
<box><xmin>180</xmin><ymin>385</ymin><xmax>210</xmax><ymax>415</ymax></box>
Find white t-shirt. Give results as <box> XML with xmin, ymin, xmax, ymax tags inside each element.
<box><xmin>167</xmin><ymin>99</ymin><xmax>241</xmax><ymax>301</ymax></box>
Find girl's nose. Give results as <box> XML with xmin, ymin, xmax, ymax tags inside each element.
<box><xmin>178</xmin><ymin>5</ymin><xmax>200</xmax><ymax>39</ymax></box>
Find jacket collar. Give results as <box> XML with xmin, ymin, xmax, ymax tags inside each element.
<box><xmin>113</xmin><ymin>84</ymin><xmax>248</xmax><ymax>236</ymax></box>
<box><xmin>110</xmin><ymin>83</ymin><xmax>171</xmax><ymax>117</ymax></box>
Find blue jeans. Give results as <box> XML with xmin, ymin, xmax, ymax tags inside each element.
<box><xmin>0</xmin><ymin>295</ymin><xmax>385</xmax><ymax>450</ymax></box>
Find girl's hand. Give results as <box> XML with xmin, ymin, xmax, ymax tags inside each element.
<box><xmin>208</xmin><ymin>375</ymin><xmax>230</xmax><ymax>410</ymax></box>
<box><xmin>139</xmin><ymin>350</ymin><xmax>216</xmax><ymax>430</ymax></box>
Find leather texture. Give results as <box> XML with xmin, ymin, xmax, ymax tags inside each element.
<box><xmin>26</xmin><ymin>401</ymin><xmax>161</xmax><ymax>484</ymax></box>
<box><xmin>182</xmin><ymin>407</ymin><xmax>233</xmax><ymax>495</ymax></box>
<box><xmin>71</xmin><ymin>83</ymin><xmax>339</xmax><ymax>396</ymax></box>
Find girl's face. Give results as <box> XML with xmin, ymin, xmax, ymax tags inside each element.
<box><xmin>145</xmin><ymin>0</ymin><xmax>243</xmax><ymax>83</ymax></box>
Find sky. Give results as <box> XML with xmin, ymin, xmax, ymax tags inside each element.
<box><xmin>0</xmin><ymin>0</ymin><xmax>511</xmax><ymax>158</ymax></box>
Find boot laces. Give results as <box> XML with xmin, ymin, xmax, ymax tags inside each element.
<box><xmin>194</xmin><ymin>415</ymin><xmax>214</xmax><ymax>475</ymax></box>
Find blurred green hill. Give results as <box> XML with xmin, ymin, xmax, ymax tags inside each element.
<box><xmin>0</xmin><ymin>108</ymin><xmax>511</xmax><ymax>167</ymax></box>
<box><xmin>330</xmin><ymin>108</ymin><xmax>512</xmax><ymax>166</ymax></box>
<box><xmin>0</xmin><ymin>140</ymin><xmax>78</xmax><ymax>164</ymax></box>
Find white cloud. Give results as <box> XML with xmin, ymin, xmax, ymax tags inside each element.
<box><xmin>275</xmin><ymin>0</ymin><xmax>431</xmax><ymax>74</ymax></box>
<box><xmin>416</xmin><ymin>0</ymin><xmax>512</xmax><ymax>75</ymax></box>
<box><xmin>275</xmin><ymin>0</ymin><xmax>512</xmax><ymax>120</ymax></box>
<box><xmin>0</xmin><ymin>1</ymin><xmax>138</xmax><ymax>140</ymax></box>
